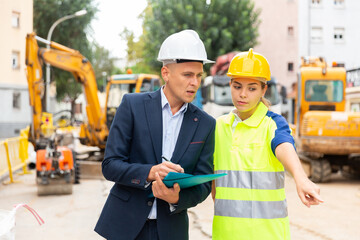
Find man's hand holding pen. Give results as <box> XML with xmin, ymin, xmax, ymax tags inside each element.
<box><xmin>146</xmin><ymin>157</ymin><xmax>184</xmax><ymax>181</ymax></box>
<box><xmin>147</xmin><ymin>156</ymin><xmax>184</xmax><ymax>204</ymax></box>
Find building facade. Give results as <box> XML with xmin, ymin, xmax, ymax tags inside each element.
<box><xmin>0</xmin><ymin>0</ymin><xmax>33</xmax><ymax>138</ymax></box>
<box><xmin>299</xmin><ymin>0</ymin><xmax>360</xmax><ymax>69</ymax></box>
<box><xmin>252</xmin><ymin>0</ymin><xmax>299</xmax><ymax>90</ymax></box>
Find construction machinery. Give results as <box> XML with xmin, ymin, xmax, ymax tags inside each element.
<box><xmin>294</xmin><ymin>57</ymin><xmax>360</xmax><ymax>182</ymax></box>
<box><xmin>36</xmin><ymin>133</ymin><xmax>74</xmax><ymax>195</ymax></box>
<box><xmin>202</xmin><ymin>52</ymin><xmax>286</xmax><ymax>118</ymax></box>
<box><xmin>26</xmin><ymin>32</ymin><xmax>108</xmax><ymax>150</ymax></box>
<box><xmin>25</xmin><ymin>32</ymin><xmax>161</xmax><ymax>192</ymax></box>
<box><xmin>105</xmin><ymin>73</ymin><xmax>161</xmax><ymax>130</ymax></box>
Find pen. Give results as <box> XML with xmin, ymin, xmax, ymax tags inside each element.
<box><xmin>162</xmin><ymin>156</ymin><xmax>171</xmax><ymax>162</ymax></box>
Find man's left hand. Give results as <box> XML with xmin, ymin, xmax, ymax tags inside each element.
<box><xmin>152</xmin><ymin>172</ymin><xmax>180</xmax><ymax>204</ymax></box>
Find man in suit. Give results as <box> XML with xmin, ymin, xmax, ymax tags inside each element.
<box><xmin>94</xmin><ymin>29</ymin><xmax>216</xmax><ymax>240</ymax></box>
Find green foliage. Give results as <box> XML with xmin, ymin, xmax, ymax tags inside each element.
<box><xmin>121</xmin><ymin>28</ymin><xmax>139</xmax><ymax>65</ymax></box>
<box><xmin>139</xmin><ymin>0</ymin><xmax>260</xmax><ymax>73</ymax></box>
<box><xmin>90</xmin><ymin>43</ymin><xmax>116</xmax><ymax>91</ymax></box>
<box><xmin>120</xmin><ymin>27</ymin><xmax>158</xmax><ymax>75</ymax></box>
<box><xmin>33</xmin><ymin>0</ymin><xmax>98</xmax><ymax>101</ymax></box>
<box><xmin>127</xmin><ymin>62</ymin><xmax>159</xmax><ymax>75</ymax></box>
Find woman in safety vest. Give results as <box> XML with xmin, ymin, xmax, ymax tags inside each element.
<box><xmin>212</xmin><ymin>49</ymin><xmax>324</xmax><ymax>240</ymax></box>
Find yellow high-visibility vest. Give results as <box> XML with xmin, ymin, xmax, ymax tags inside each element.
<box><xmin>213</xmin><ymin>102</ymin><xmax>294</xmax><ymax>240</ymax></box>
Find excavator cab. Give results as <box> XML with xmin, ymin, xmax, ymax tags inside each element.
<box><xmin>105</xmin><ymin>74</ymin><xmax>161</xmax><ymax>129</ymax></box>
<box><xmin>296</xmin><ymin>58</ymin><xmax>346</xmax><ymax>129</ymax></box>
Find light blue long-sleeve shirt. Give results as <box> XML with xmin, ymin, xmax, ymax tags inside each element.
<box><xmin>148</xmin><ymin>87</ymin><xmax>188</xmax><ymax>219</ymax></box>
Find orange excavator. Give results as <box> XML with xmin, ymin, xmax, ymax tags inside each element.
<box><xmin>294</xmin><ymin>57</ymin><xmax>360</xmax><ymax>182</ymax></box>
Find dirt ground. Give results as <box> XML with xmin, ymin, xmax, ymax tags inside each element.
<box><xmin>0</xmin><ymin>171</ymin><xmax>359</xmax><ymax>240</ymax></box>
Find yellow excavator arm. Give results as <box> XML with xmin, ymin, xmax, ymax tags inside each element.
<box><xmin>25</xmin><ymin>32</ymin><xmax>108</xmax><ymax>149</ymax></box>
<box><xmin>25</xmin><ymin>33</ymin><xmax>44</xmax><ymax>143</ymax></box>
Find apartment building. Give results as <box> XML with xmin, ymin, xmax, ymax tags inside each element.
<box><xmin>299</xmin><ymin>0</ymin><xmax>360</xmax><ymax>69</ymax></box>
<box><xmin>252</xmin><ymin>0</ymin><xmax>298</xmax><ymax>90</ymax></box>
<box><xmin>253</xmin><ymin>0</ymin><xmax>360</xmax><ymax>86</ymax></box>
<box><xmin>299</xmin><ymin>0</ymin><xmax>360</xmax><ymax>112</ymax></box>
<box><xmin>0</xmin><ymin>0</ymin><xmax>33</xmax><ymax>138</ymax></box>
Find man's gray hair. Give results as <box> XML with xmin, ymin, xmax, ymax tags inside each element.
<box><xmin>162</xmin><ymin>59</ymin><xmax>177</xmax><ymax>66</ymax></box>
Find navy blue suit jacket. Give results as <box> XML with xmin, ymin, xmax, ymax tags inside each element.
<box><xmin>95</xmin><ymin>89</ymin><xmax>215</xmax><ymax>240</ymax></box>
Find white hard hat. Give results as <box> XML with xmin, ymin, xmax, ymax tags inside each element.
<box><xmin>157</xmin><ymin>29</ymin><xmax>214</xmax><ymax>64</ymax></box>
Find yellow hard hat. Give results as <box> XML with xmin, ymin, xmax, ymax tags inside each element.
<box><xmin>227</xmin><ymin>48</ymin><xmax>271</xmax><ymax>80</ymax></box>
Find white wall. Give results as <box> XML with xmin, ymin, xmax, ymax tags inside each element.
<box><xmin>299</xmin><ymin>0</ymin><xmax>360</xmax><ymax>68</ymax></box>
<box><xmin>253</xmin><ymin>0</ymin><xmax>299</xmax><ymax>89</ymax></box>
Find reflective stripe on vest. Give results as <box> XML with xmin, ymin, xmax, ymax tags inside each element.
<box><xmin>215</xmin><ymin>170</ymin><xmax>284</xmax><ymax>190</ymax></box>
<box><xmin>215</xmin><ymin>198</ymin><xmax>288</xmax><ymax>219</ymax></box>
<box><xmin>213</xmin><ymin>104</ymin><xmax>291</xmax><ymax>239</ymax></box>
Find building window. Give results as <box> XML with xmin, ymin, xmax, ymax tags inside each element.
<box><xmin>13</xmin><ymin>92</ymin><xmax>21</xmax><ymax>110</ymax></box>
<box><xmin>334</xmin><ymin>0</ymin><xmax>344</xmax><ymax>6</ymax></box>
<box><xmin>350</xmin><ymin>103</ymin><xmax>360</xmax><ymax>112</ymax></box>
<box><xmin>287</xmin><ymin>26</ymin><xmax>294</xmax><ymax>36</ymax></box>
<box><xmin>288</xmin><ymin>62</ymin><xmax>294</xmax><ymax>72</ymax></box>
<box><xmin>311</xmin><ymin>0</ymin><xmax>322</xmax><ymax>6</ymax></box>
<box><xmin>334</xmin><ymin>27</ymin><xmax>345</xmax><ymax>42</ymax></box>
<box><xmin>311</xmin><ymin>27</ymin><xmax>323</xmax><ymax>42</ymax></box>
<box><xmin>12</xmin><ymin>51</ymin><xmax>20</xmax><ymax>69</ymax></box>
<box><xmin>12</xmin><ymin>11</ymin><xmax>20</xmax><ymax>28</ymax></box>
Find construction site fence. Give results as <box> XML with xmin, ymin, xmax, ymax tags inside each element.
<box><xmin>0</xmin><ymin>127</ymin><xmax>31</xmax><ymax>184</ymax></box>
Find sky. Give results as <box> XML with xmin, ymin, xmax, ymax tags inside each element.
<box><xmin>90</xmin><ymin>0</ymin><xmax>148</xmax><ymax>60</ymax></box>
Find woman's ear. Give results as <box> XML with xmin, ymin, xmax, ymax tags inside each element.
<box><xmin>262</xmin><ymin>84</ymin><xmax>268</xmax><ymax>97</ymax></box>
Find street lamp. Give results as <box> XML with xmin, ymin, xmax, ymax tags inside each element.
<box><xmin>102</xmin><ymin>72</ymin><xmax>107</xmax><ymax>93</ymax></box>
<box><xmin>45</xmin><ymin>9</ymin><xmax>87</xmax><ymax>112</ymax></box>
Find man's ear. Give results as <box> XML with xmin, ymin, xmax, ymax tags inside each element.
<box><xmin>161</xmin><ymin>66</ymin><xmax>170</xmax><ymax>83</ymax></box>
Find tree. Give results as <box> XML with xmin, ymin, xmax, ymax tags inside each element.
<box><xmin>90</xmin><ymin>43</ymin><xmax>116</xmax><ymax>91</ymax></box>
<box><xmin>139</xmin><ymin>0</ymin><xmax>260</xmax><ymax>73</ymax></box>
<box><xmin>33</xmin><ymin>0</ymin><xmax>98</xmax><ymax>104</ymax></box>
<box><xmin>120</xmin><ymin>27</ymin><xmax>155</xmax><ymax>74</ymax></box>
<box><xmin>121</xmin><ymin>28</ymin><xmax>138</xmax><ymax>66</ymax></box>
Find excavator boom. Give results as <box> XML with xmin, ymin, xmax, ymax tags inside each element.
<box><xmin>25</xmin><ymin>34</ymin><xmax>44</xmax><ymax>144</ymax></box>
<box><xmin>25</xmin><ymin>33</ymin><xmax>108</xmax><ymax>149</ymax></box>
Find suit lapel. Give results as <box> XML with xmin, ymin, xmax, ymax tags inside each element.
<box><xmin>171</xmin><ymin>104</ymin><xmax>199</xmax><ymax>164</ymax></box>
<box><xmin>144</xmin><ymin>90</ymin><xmax>162</xmax><ymax>164</ymax></box>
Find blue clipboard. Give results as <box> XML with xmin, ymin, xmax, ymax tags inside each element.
<box><xmin>148</xmin><ymin>172</ymin><xmax>227</xmax><ymax>197</ymax></box>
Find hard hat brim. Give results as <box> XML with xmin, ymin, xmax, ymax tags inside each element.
<box><xmin>158</xmin><ymin>58</ymin><xmax>215</xmax><ymax>64</ymax></box>
<box><xmin>227</xmin><ymin>73</ymin><xmax>271</xmax><ymax>81</ymax></box>
<box><xmin>229</xmin><ymin>76</ymin><xmax>269</xmax><ymax>83</ymax></box>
